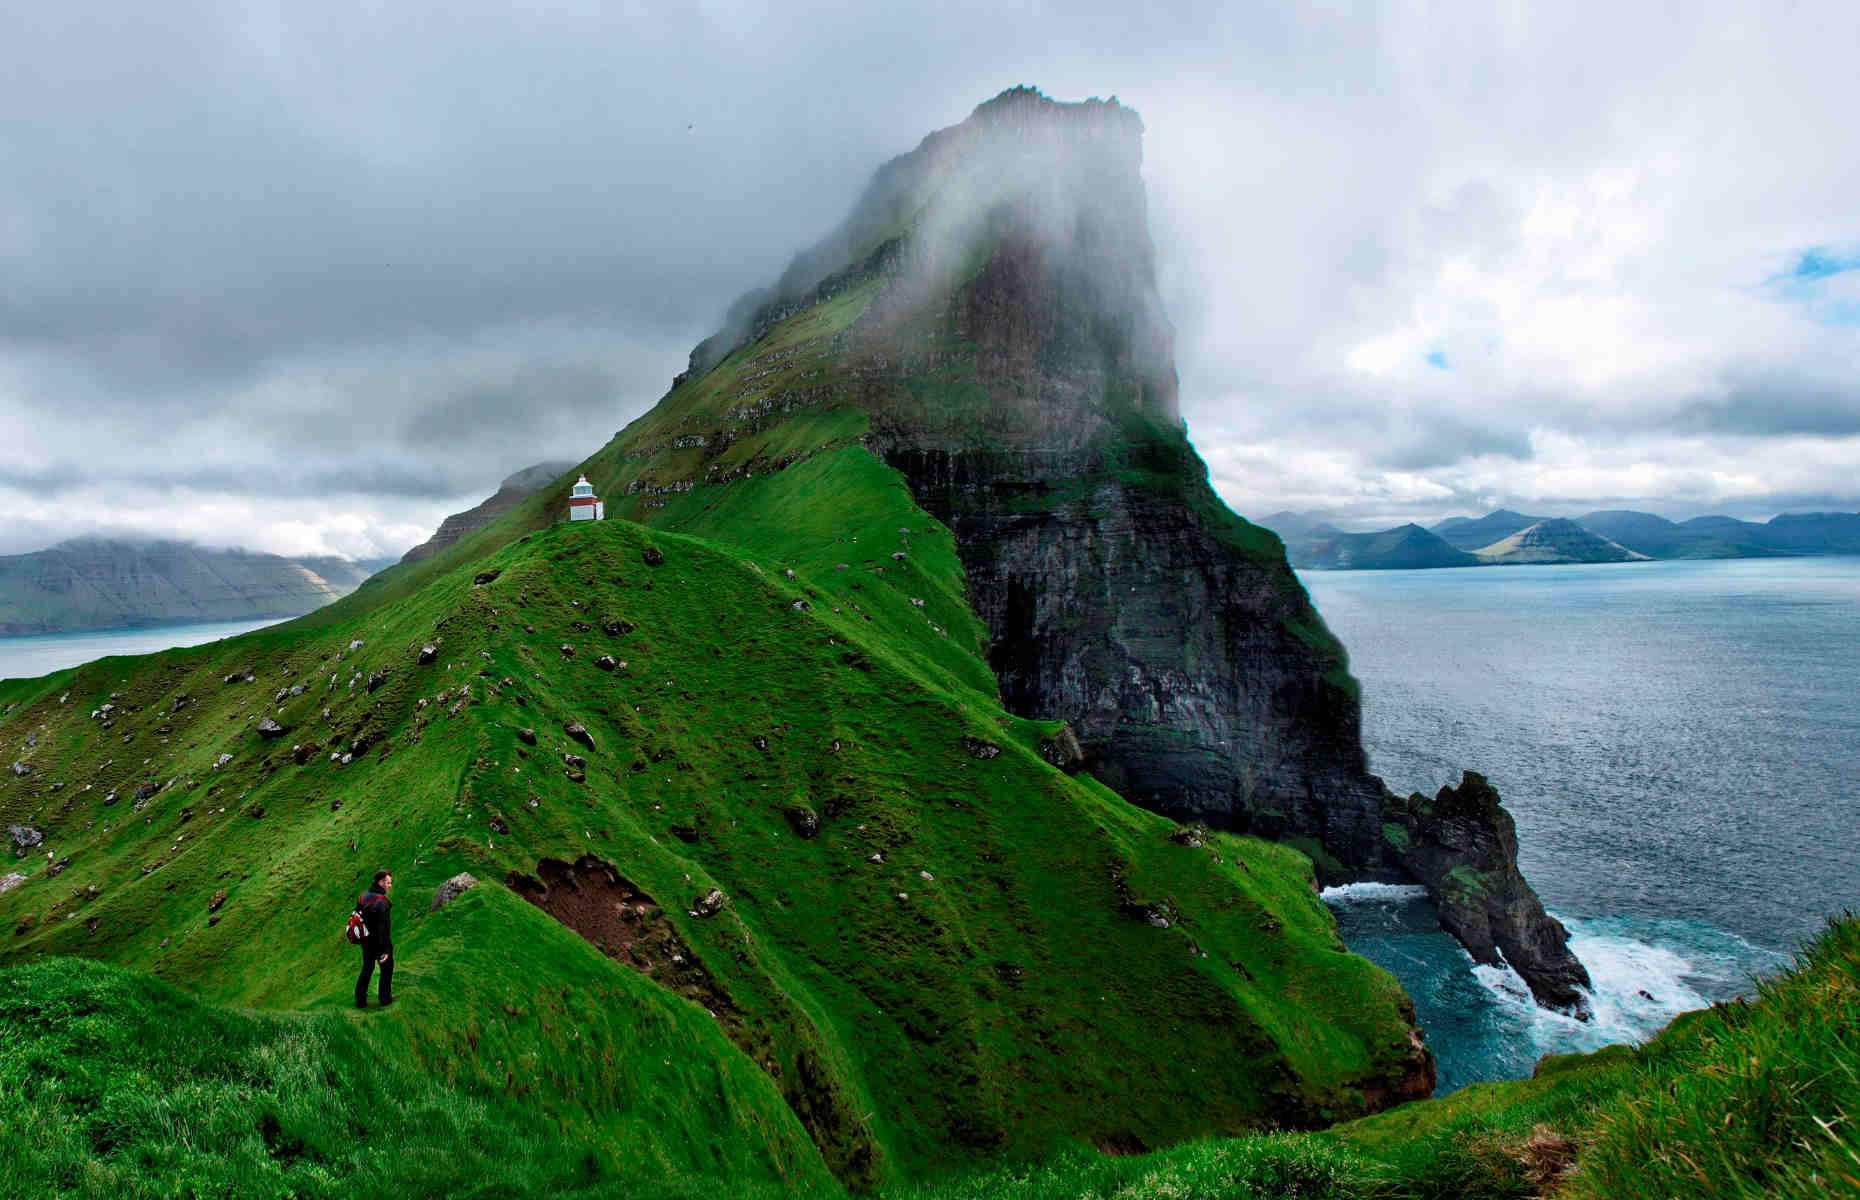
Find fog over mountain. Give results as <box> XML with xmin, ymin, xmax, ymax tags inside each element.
<box><xmin>3</xmin><ymin>0</ymin><xmax>1857</xmax><ymax>557</ymax></box>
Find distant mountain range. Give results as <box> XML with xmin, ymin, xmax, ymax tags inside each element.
<box><xmin>1268</xmin><ymin>508</ymin><xmax>1860</xmax><ymax>570</ymax></box>
<box><xmin>0</xmin><ymin>540</ymin><xmax>396</xmax><ymax>636</ymax></box>
<box><xmin>0</xmin><ymin>462</ymin><xmax>573</xmax><ymax>636</ymax></box>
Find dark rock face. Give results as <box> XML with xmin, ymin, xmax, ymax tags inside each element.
<box><xmin>886</xmin><ymin>443</ymin><xmax>1387</xmax><ymax>874</ymax></box>
<box><xmin>1384</xmin><ymin>773</ymin><xmax>1593</xmax><ymax>1014</ymax></box>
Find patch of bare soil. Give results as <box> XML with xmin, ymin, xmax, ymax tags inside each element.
<box><xmin>506</xmin><ymin>854</ymin><xmax>736</xmax><ymax>1020</ymax></box>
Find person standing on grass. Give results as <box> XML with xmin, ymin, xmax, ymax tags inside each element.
<box><xmin>355</xmin><ymin>869</ymin><xmax>396</xmax><ymax>1008</ymax></box>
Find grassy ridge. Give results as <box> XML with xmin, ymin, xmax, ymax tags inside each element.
<box><xmin>2</xmin><ymin>486</ymin><xmax>1423</xmax><ymax>1190</ymax></box>
<box><xmin>0</xmin><ymin>948</ymin><xmax>812</xmax><ymax>1200</ymax></box>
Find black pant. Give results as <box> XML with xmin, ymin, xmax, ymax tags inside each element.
<box><xmin>356</xmin><ymin>946</ymin><xmax>393</xmax><ymax>1005</ymax></box>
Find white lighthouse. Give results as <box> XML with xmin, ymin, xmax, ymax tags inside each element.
<box><xmin>567</xmin><ymin>475</ymin><xmax>604</xmax><ymax>522</ymax></box>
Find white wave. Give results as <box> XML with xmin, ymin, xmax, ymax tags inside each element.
<box><xmin>1319</xmin><ymin>881</ymin><xmax>1431</xmax><ymax>905</ymax></box>
<box><xmin>1468</xmin><ymin>916</ymin><xmax>1785</xmax><ymax>1064</ymax></box>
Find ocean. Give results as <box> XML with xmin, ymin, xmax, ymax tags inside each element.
<box><xmin>0</xmin><ymin>619</ymin><xmax>284</xmax><ymax>684</ymax></box>
<box><xmin>1303</xmin><ymin>557</ymin><xmax>1860</xmax><ymax>1093</ymax></box>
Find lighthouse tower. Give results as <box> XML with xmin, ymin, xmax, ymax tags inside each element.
<box><xmin>567</xmin><ymin>475</ymin><xmax>604</xmax><ymax>522</ymax></box>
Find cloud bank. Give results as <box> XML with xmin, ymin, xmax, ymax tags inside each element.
<box><xmin>2</xmin><ymin>0</ymin><xmax>1856</xmax><ymax>554</ymax></box>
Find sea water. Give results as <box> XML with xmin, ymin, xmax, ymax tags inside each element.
<box><xmin>0</xmin><ymin>619</ymin><xmax>283</xmax><ymax>683</ymax></box>
<box><xmin>1302</xmin><ymin>557</ymin><xmax>1860</xmax><ymax>1094</ymax></box>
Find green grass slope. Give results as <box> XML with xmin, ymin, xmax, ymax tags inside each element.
<box><xmin>3</xmin><ymin>491</ymin><xmax>1423</xmax><ymax>1192</ymax></box>
<box><xmin>892</xmin><ymin>914</ymin><xmax>1860</xmax><ymax>1199</ymax></box>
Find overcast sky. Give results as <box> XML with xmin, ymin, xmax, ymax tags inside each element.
<box><xmin>3</xmin><ymin>1</ymin><xmax>1856</xmax><ymax>556</ymax></box>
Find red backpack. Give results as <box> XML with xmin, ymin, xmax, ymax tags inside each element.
<box><xmin>344</xmin><ymin>893</ymin><xmax>383</xmax><ymax>945</ymax></box>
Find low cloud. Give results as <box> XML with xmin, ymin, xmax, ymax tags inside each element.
<box><xmin>2</xmin><ymin>0</ymin><xmax>1856</xmax><ymax>556</ymax></box>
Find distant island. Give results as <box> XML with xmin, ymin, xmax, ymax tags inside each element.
<box><xmin>0</xmin><ymin>463</ymin><xmax>570</xmax><ymax>637</ymax></box>
<box><xmin>0</xmin><ymin>539</ymin><xmax>397</xmax><ymax>636</ymax></box>
<box><xmin>1269</xmin><ymin>508</ymin><xmax>1860</xmax><ymax>570</ymax></box>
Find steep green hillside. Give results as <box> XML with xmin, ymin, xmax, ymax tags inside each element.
<box><xmin>894</xmin><ymin>915</ymin><xmax>1860</xmax><ymax>1199</ymax></box>
<box><xmin>3</xmin><ymin>494</ymin><xmax>1425</xmax><ymax>1191</ymax></box>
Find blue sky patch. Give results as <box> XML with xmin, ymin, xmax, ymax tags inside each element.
<box><xmin>1425</xmin><ymin>350</ymin><xmax>1450</xmax><ymax>369</ymax></box>
<box><xmin>1763</xmin><ymin>245</ymin><xmax>1860</xmax><ymax>324</ymax></box>
<box><xmin>1786</xmin><ymin>248</ymin><xmax>1860</xmax><ymax>281</ymax></box>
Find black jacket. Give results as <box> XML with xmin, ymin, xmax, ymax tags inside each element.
<box><xmin>356</xmin><ymin>889</ymin><xmax>392</xmax><ymax>952</ymax></box>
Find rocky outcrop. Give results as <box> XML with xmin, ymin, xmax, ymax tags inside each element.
<box><xmin>429</xmin><ymin>872</ymin><xmax>478</xmax><ymax>912</ymax></box>
<box><xmin>399</xmin><ymin>461</ymin><xmax>572</xmax><ymax>565</ymax></box>
<box><xmin>1384</xmin><ymin>773</ymin><xmax>1593</xmax><ymax>1014</ymax></box>
<box><xmin>0</xmin><ymin>538</ymin><xmax>380</xmax><ymax>636</ymax></box>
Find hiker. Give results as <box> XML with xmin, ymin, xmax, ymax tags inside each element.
<box><xmin>353</xmin><ymin>869</ymin><xmax>396</xmax><ymax>1008</ymax></box>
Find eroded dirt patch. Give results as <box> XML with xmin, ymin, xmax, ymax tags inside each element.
<box><xmin>506</xmin><ymin>854</ymin><xmax>736</xmax><ymax>1020</ymax></box>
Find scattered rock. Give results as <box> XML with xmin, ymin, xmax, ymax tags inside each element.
<box><xmin>1039</xmin><ymin>724</ymin><xmax>1086</xmax><ymax>772</ymax></box>
<box><xmin>784</xmin><ymin>805</ymin><xmax>820</xmax><ymax>839</ymax></box>
<box><xmin>213</xmin><ymin>753</ymin><xmax>234</xmax><ymax>770</ymax></box>
<box><xmin>562</xmin><ymin>753</ymin><xmax>587</xmax><ymax>771</ymax></box>
<box><xmin>348</xmin><ymin>639</ymin><xmax>365</xmax><ymax>651</ymax></box>
<box><xmin>750</xmin><ymin>735</ymin><xmax>769</xmax><ymax>753</ymax></box>
<box><xmin>961</xmin><ymin>736</ymin><xmax>1001</xmax><ymax>760</ymax></box>
<box><xmin>429</xmin><ymin>872</ymin><xmax>479</xmax><ymax>912</ymax></box>
<box><xmin>473</xmin><ymin>569</ymin><xmax>502</xmax><ymax>586</ymax></box>
<box><xmin>563</xmin><ymin>721</ymin><xmax>594</xmax><ymax>750</ymax></box>
<box><xmin>208</xmin><ymin>888</ymin><xmax>227</xmax><ymax>914</ymax></box>
<box><xmin>169</xmin><ymin>694</ymin><xmax>190</xmax><ymax>715</ymax></box>
<box><xmin>1122</xmin><ymin>900</ymin><xmax>1172</xmax><ymax>929</ymax></box>
<box><xmin>0</xmin><ymin>873</ymin><xmax>25</xmax><ymax>895</ymax></box>
<box><xmin>290</xmin><ymin>742</ymin><xmax>318</xmax><ymax>765</ymax></box>
<box><xmin>8</xmin><ymin>761</ymin><xmax>30</xmax><ymax>778</ymax></box>
<box><xmin>1169</xmin><ymin>824</ymin><xmax>1209</xmax><ymax>849</ymax></box>
<box><xmin>366</xmin><ymin>670</ymin><xmax>387</xmax><ymax>693</ymax></box>
<box><xmin>866</xmin><ymin>852</ymin><xmax>885</xmax><ymax>865</ymax></box>
<box><xmin>593</xmin><ymin>654</ymin><xmax>619</xmax><ymax>672</ymax></box>
<box><xmin>791</xmin><ymin>599</ymin><xmax>810</xmax><ymax>611</ymax></box>
<box><xmin>560</xmin><ymin>644</ymin><xmax>576</xmax><ymax>659</ymax></box>
<box><xmin>256</xmin><ymin>717</ymin><xmax>287</xmax><ymax>739</ymax></box>
<box><xmin>641</xmin><ymin>547</ymin><xmax>665</xmax><ymax>567</ymax></box>
<box><xmin>488</xmin><ymin>814</ymin><xmax>508</xmax><ymax>834</ymax></box>
<box><xmin>7</xmin><ymin>825</ymin><xmax>43</xmax><ymax>853</ymax></box>
<box><xmin>515</xmin><ymin>728</ymin><xmax>537</xmax><ymax>746</ymax></box>
<box><xmin>688</xmin><ymin>888</ymin><xmax>726</xmax><ymax>919</ymax></box>
<box><xmin>602</xmin><ymin>618</ymin><xmax>635</xmax><ymax>636</ymax></box>
<box><xmin>890</xmin><ymin>552</ymin><xmax>906</xmax><ymax>561</ymax></box>
<box><xmin>47</xmin><ymin>859</ymin><xmax>69</xmax><ymax>877</ymax></box>
<box><xmin>133</xmin><ymin>781</ymin><xmax>160</xmax><ymax>802</ymax></box>
<box><xmin>669</xmin><ymin>824</ymin><xmax>698</xmax><ymax>844</ymax></box>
